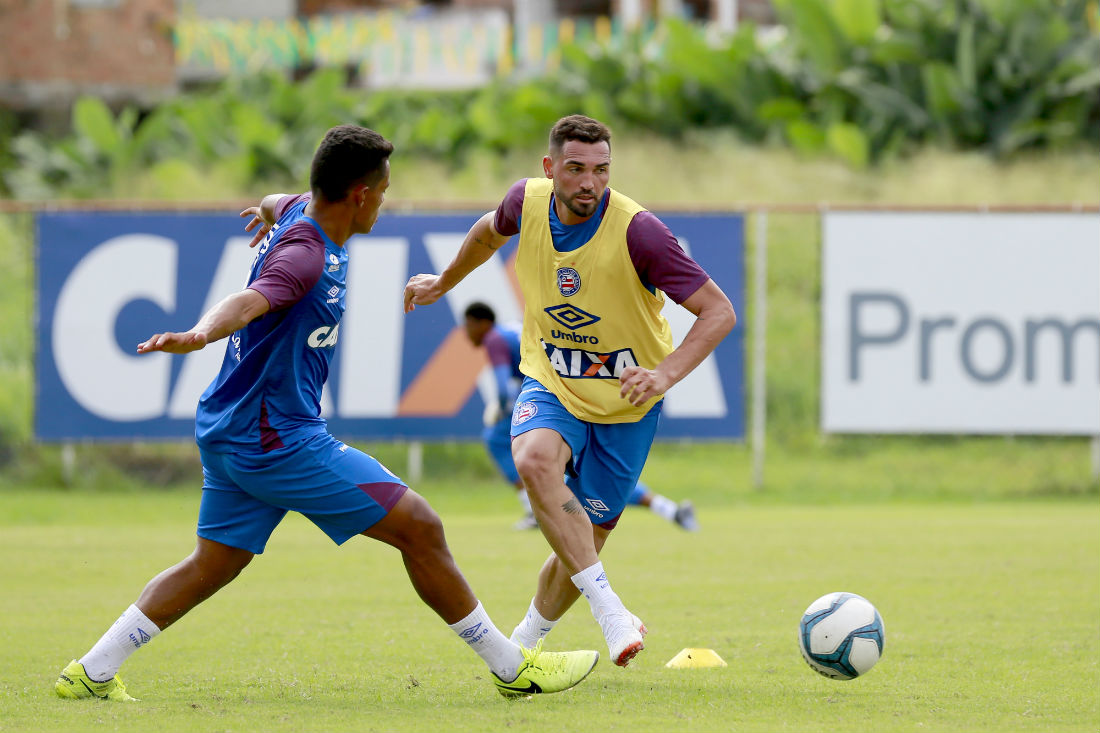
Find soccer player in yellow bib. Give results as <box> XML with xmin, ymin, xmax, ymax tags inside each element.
<box><xmin>403</xmin><ymin>115</ymin><xmax>736</xmax><ymax>668</ymax></box>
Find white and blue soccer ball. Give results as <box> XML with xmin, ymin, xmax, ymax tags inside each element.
<box><xmin>798</xmin><ymin>592</ymin><xmax>885</xmax><ymax>680</ymax></box>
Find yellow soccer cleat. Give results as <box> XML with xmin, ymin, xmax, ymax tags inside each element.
<box><xmin>492</xmin><ymin>640</ymin><xmax>599</xmax><ymax>698</ymax></box>
<box><xmin>55</xmin><ymin>660</ymin><xmax>138</xmax><ymax>702</ymax></box>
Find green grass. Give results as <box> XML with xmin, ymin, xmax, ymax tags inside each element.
<box><xmin>0</xmin><ymin>143</ymin><xmax>1097</xmax><ymax>730</ymax></box>
<box><xmin>1</xmin><ymin>485</ymin><xmax>1097</xmax><ymax>732</ymax></box>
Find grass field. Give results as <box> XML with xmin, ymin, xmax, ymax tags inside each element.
<box><xmin>0</xmin><ymin>143</ymin><xmax>1097</xmax><ymax>731</ymax></box>
<box><xmin>2</xmin><ymin>482</ymin><xmax>1097</xmax><ymax>733</ymax></box>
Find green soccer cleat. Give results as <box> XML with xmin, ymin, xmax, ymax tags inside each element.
<box><xmin>55</xmin><ymin>660</ymin><xmax>138</xmax><ymax>702</ymax></box>
<box><xmin>492</xmin><ymin>640</ymin><xmax>599</xmax><ymax>698</ymax></box>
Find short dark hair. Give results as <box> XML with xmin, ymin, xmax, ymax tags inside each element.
<box><xmin>464</xmin><ymin>301</ymin><xmax>496</xmax><ymax>322</ymax></box>
<box><xmin>549</xmin><ymin>115</ymin><xmax>611</xmax><ymax>155</ymax></box>
<box><xmin>310</xmin><ymin>125</ymin><xmax>394</xmax><ymax>202</ymax></box>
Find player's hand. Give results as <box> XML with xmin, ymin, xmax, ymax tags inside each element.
<box><xmin>619</xmin><ymin>366</ymin><xmax>671</xmax><ymax>406</ymax></box>
<box><xmin>137</xmin><ymin>331</ymin><xmax>209</xmax><ymax>354</ymax></box>
<box><xmin>240</xmin><ymin>206</ymin><xmax>272</xmax><ymax>248</ymax></box>
<box><xmin>403</xmin><ymin>274</ymin><xmax>445</xmax><ymax>313</ymax></box>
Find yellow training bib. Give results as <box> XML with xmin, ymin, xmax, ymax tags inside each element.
<box><xmin>514</xmin><ymin>178</ymin><xmax>673</xmax><ymax>423</ymax></box>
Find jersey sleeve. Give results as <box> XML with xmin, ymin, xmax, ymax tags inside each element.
<box><xmin>492</xmin><ymin>179</ymin><xmax>528</xmax><ymax>237</ymax></box>
<box><xmin>626</xmin><ymin>211</ymin><xmax>711</xmax><ymax>304</ymax></box>
<box><xmin>273</xmin><ymin>192</ymin><xmax>310</xmax><ymax>222</ymax></box>
<box><xmin>483</xmin><ymin>330</ymin><xmax>516</xmax><ymax>406</ymax></box>
<box><xmin>247</xmin><ymin>225</ymin><xmax>325</xmax><ymax>311</ymax></box>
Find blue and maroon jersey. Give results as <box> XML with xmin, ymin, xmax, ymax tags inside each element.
<box><xmin>484</xmin><ymin>323</ymin><xmax>523</xmax><ymax>379</ymax></box>
<box><xmin>196</xmin><ymin>193</ymin><xmax>346</xmax><ymax>453</ymax></box>
<box><xmin>483</xmin><ymin>322</ymin><xmax>523</xmax><ymax>410</ymax></box>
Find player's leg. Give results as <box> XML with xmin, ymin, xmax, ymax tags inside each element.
<box><xmin>630</xmin><ymin>481</ymin><xmax>700</xmax><ymax>531</ymax></box>
<box><xmin>135</xmin><ymin>537</ymin><xmax>256</xmax><ymax>629</ymax></box>
<box><xmin>274</xmin><ymin>433</ymin><xmax>597</xmax><ymax>697</ymax></box>
<box><xmin>484</xmin><ymin>417</ymin><xmax>536</xmax><ymax>529</ymax></box>
<box><xmin>510</xmin><ymin>379</ymin><xmax>649</xmax><ymax>666</ymax></box>
<box><xmin>511</xmin><ymin>427</ymin><xmax>597</xmax><ymax>571</ymax></box>
<box><xmin>363</xmin><ymin>488</ymin><xmax>597</xmax><ymax>695</ymax></box>
<box><xmin>538</xmin><ymin>404</ymin><xmax>661</xmax><ymax>665</ymax></box>
<box><xmin>626</xmin><ymin>482</ymin><xmax>652</xmax><ymax>506</ymax></box>
<box><xmin>511</xmin><ymin>525</ymin><xmax>649</xmax><ymax>650</ymax></box>
<box><xmin>57</xmin><ymin>451</ymin><xmax>284</xmax><ymax>701</ymax></box>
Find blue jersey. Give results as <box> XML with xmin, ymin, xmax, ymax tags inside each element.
<box><xmin>490</xmin><ymin>323</ymin><xmax>523</xmax><ymax>379</ymax></box>
<box><xmin>483</xmin><ymin>322</ymin><xmax>523</xmax><ymax>408</ymax></box>
<box><xmin>196</xmin><ymin>196</ymin><xmax>346</xmax><ymax>453</ymax></box>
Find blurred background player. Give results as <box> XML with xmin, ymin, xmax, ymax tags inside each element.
<box><xmin>464</xmin><ymin>300</ymin><xmax>699</xmax><ymax>532</ymax></box>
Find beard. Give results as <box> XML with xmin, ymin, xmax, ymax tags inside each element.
<box><xmin>562</xmin><ymin>190</ymin><xmax>599</xmax><ymax>219</ymax></box>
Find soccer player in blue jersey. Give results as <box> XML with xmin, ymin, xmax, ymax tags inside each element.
<box><xmin>463</xmin><ymin>301</ymin><xmax>700</xmax><ymax>532</ymax></box>
<box><xmin>54</xmin><ymin>125</ymin><xmax>599</xmax><ymax>703</ymax></box>
<box><xmin>405</xmin><ymin>115</ymin><xmax>736</xmax><ymax>669</ymax></box>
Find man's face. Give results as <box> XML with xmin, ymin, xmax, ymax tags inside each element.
<box><xmin>543</xmin><ymin>140</ymin><xmax>610</xmax><ymax>225</ymax></box>
<box><xmin>464</xmin><ymin>316</ymin><xmax>492</xmax><ymax>346</ymax></box>
<box><xmin>354</xmin><ymin>160</ymin><xmax>390</xmax><ymax>234</ymax></box>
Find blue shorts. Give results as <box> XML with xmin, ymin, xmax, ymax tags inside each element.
<box><xmin>197</xmin><ymin>432</ymin><xmax>408</xmax><ymax>554</ymax></box>
<box><xmin>483</xmin><ymin>417</ymin><xmax>520</xmax><ymax>484</ymax></box>
<box><xmin>509</xmin><ymin>377</ymin><xmax>661</xmax><ymax>530</ymax></box>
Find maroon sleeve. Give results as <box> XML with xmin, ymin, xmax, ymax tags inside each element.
<box><xmin>626</xmin><ymin>212</ymin><xmax>711</xmax><ymax>304</ymax></box>
<box><xmin>483</xmin><ymin>329</ymin><xmax>512</xmax><ymax>368</ymax></box>
<box><xmin>247</xmin><ymin>223</ymin><xmax>325</xmax><ymax>311</ymax></box>
<box><xmin>493</xmin><ymin>179</ymin><xmax>528</xmax><ymax>237</ymax></box>
<box><xmin>273</xmin><ymin>192</ymin><xmax>310</xmax><ymax>222</ymax></box>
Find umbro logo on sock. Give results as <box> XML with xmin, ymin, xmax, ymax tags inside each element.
<box><xmin>129</xmin><ymin>627</ymin><xmax>152</xmax><ymax>648</ymax></box>
<box><xmin>460</xmin><ymin>622</ymin><xmax>489</xmax><ymax>644</ymax></box>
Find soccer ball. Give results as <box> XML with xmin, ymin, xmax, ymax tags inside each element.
<box><xmin>798</xmin><ymin>592</ymin><xmax>885</xmax><ymax>680</ymax></box>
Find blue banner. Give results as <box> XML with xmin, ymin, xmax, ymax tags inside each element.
<box><xmin>36</xmin><ymin>209</ymin><xmax>744</xmax><ymax>440</ymax></box>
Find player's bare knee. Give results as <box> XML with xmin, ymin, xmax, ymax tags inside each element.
<box><xmin>513</xmin><ymin>446</ymin><xmax>560</xmax><ymax>486</ymax></box>
<box><xmin>393</xmin><ymin>492</ymin><xmax>447</xmax><ymax>552</ymax></box>
<box><xmin>190</xmin><ymin>539</ymin><xmax>254</xmax><ymax>585</ymax></box>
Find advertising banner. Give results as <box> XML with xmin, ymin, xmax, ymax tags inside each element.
<box><xmin>37</xmin><ymin>209</ymin><xmax>744</xmax><ymax>441</ymax></box>
<box><xmin>822</xmin><ymin>212</ymin><xmax>1100</xmax><ymax>434</ymax></box>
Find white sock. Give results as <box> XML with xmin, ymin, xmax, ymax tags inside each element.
<box><xmin>571</xmin><ymin>561</ymin><xmax>628</xmax><ymax>622</ymax></box>
<box><xmin>448</xmin><ymin>601</ymin><xmax>524</xmax><ymax>682</ymax></box>
<box><xmin>517</xmin><ymin>489</ymin><xmax>532</xmax><ymax>514</ymax></box>
<box><xmin>649</xmin><ymin>494</ymin><xmax>678</xmax><ymax>522</ymax></box>
<box><xmin>79</xmin><ymin>604</ymin><xmax>161</xmax><ymax>682</ymax></box>
<box><xmin>510</xmin><ymin>599</ymin><xmax>558</xmax><ymax>648</ymax></box>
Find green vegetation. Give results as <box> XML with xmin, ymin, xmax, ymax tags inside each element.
<box><xmin>2</xmin><ymin>0</ymin><xmax>1097</xmax><ymax>199</ymax></box>
<box><xmin>2</xmin><ymin>489</ymin><xmax>1097</xmax><ymax>732</ymax></box>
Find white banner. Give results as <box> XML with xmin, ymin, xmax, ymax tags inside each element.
<box><xmin>822</xmin><ymin>212</ymin><xmax>1100</xmax><ymax>434</ymax></box>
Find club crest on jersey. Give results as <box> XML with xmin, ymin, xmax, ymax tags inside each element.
<box><xmin>512</xmin><ymin>401</ymin><xmax>538</xmax><ymax>426</ymax></box>
<box><xmin>556</xmin><ymin>267</ymin><xmax>581</xmax><ymax>296</ymax></box>
<box><xmin>328</xmin><ymin>253</ymin><xmax>341</xmax><ymax>272</ymax></box>
<box><xmin>544</xmin><ymin>303</ymin><xmax>600</xmax><ymax>331</ymax></box>
<box><xmin>541</xmin><ymin>340</ymin><xmax>639</xmax><ymax>379</ymax></box>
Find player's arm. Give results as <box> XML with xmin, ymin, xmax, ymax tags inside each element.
<box><xmin>239</xmin><ymin>193</ymin><xmax>290</xmax><ymax>248</ymax></box>
<box><xmin>620</xmin><ymin>280</ymin><xmax>737</xmax><ymax>405</ymax></box>
<box><xmin>136</xmin><ymin>289</ymin><xmax>271</xmax><ymax>355</ymax></box>
<box><xmin>481</xmin><ymin>363</ymin><xmax>515</xmax><ymax>426</ymax></box>
<box><xmin>403</xmin><ymin>212</ymin><xmax>509</xmax><ymax>313</ymax></box>
<box><xmin>618</xmin><ymin>212</ymin><xmax>737</xmax><ymax>406</ymax></box>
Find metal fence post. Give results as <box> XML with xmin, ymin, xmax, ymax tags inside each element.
<box><xmin>752</xmin><ymin>210</ymin><xmax>767</xmax><ymax>489</ymax></box>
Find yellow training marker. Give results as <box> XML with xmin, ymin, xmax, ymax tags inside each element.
<box><xmin>665</xmin><ymin>648</ymin><xmax>728</xmax><ymax>669</ymax></box>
